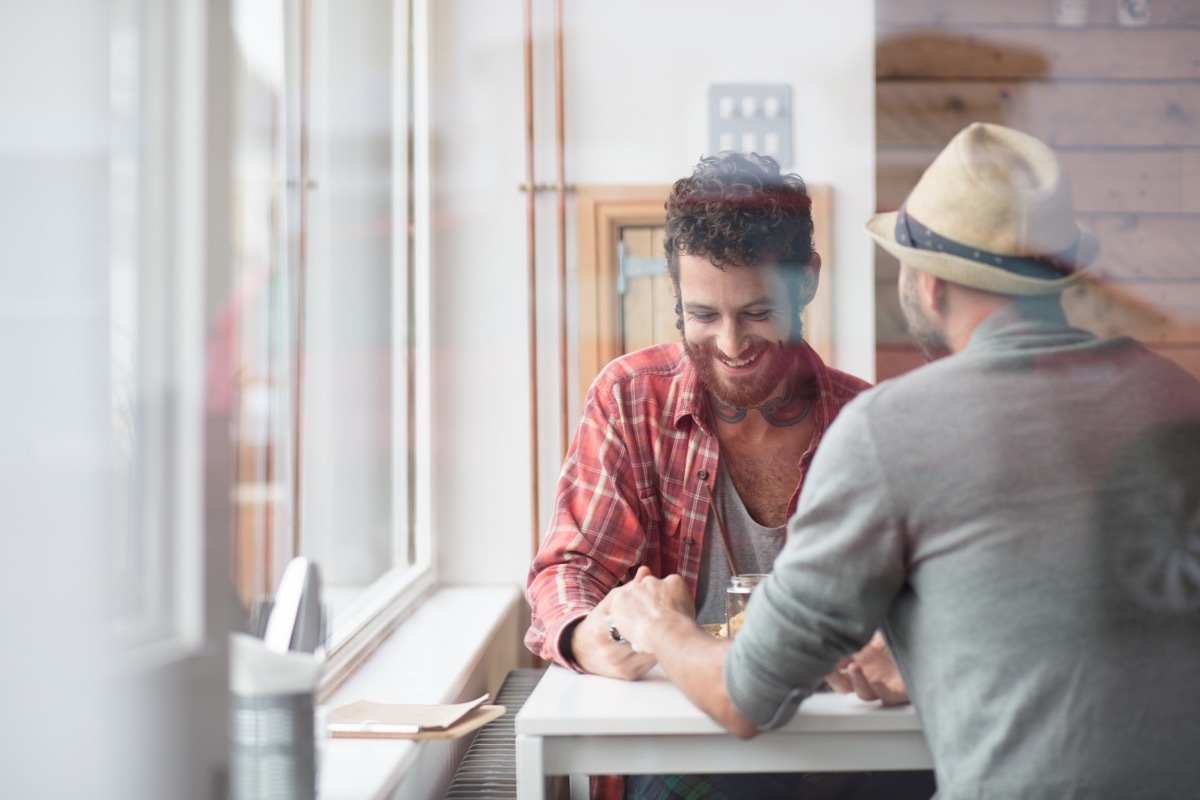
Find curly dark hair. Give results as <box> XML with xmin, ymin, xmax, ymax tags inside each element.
<box><xmin>664</xmin><ymin>152</ymin><xmax>815</xmax><ymax>334</ymax></box>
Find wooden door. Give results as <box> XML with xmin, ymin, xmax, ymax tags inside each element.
<box><xmin>618</xmin><ymin>224</ymin><xmax>677</xmax><ymax>353</ymax></box>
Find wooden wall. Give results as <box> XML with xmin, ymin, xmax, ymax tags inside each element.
<box><xmin>874</xmin><ymin>0</ymin><xmax>1200</xmax><ymax>381</ymax></box>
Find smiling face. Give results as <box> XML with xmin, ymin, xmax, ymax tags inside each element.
<box><xmin>678</xmin><ymin>253</ymin><xmax>799</xmax><ymax>408</ymax></box>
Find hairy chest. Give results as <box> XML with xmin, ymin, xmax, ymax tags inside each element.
<box><xmin>719</xmin><ymin>420</ymin><xmax>813</xmax><ymax>528</ymax></box>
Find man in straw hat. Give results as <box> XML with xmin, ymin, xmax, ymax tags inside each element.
<box><xmin>608</xmin><ymin>122</ymin><xmax>1200</xmax><ymax>798</ymax></box>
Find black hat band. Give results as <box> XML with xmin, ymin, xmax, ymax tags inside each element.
<box><xmin>894</xmin><ymin>204</ymin><xmax>1078</xmax><ymax>281</ymax></box>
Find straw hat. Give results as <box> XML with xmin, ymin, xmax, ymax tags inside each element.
<box><xmin>865</xmin><ymin>122</ymin><xmax>1099</xmax><ymax>295</ymax></box>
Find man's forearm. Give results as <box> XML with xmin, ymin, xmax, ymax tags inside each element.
<box><xmin>641</xmin><ymin>612</ymin><xmax>759</xmax><ymax>739</ymax></box>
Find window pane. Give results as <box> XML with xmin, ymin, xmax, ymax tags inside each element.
<box><xmin>231</xmin><ymin>0</ymin><xmax>293</xmax><ymax>606</ymax></box>
<box><xmin>302</xmin><ymin>0</ymin><xmax>407</xmax><ymax>629</ymax></box>
<box><xmin>230</xmin><ymin>0</ymin><xmax>419</xmax><ymax>644</ymax></box>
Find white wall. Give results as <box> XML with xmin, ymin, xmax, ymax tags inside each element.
<box><xmin>429</xmin><ymin>1</ymin><xmax>877</xmax><ymax>587</ymax></box>
<box><xmin>0</xmin><ymin>3</ymin><xmax>133</xmax><ymax>796</ymax></box>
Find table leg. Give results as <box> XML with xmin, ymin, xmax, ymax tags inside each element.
<box><xmin>516</xmin><ymin>733</ymin><xmax>546</xmax><ymax>800</ymax></box>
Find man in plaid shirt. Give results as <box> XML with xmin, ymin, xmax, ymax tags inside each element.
<box><xmin>526</xmin><ymin>152</ymin><xmax>932</xmax><ymax>799</ymax></box>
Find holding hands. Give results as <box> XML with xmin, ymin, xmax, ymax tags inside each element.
<box><xmin>607</xmin><ymin>566</ymin><xmax>695</xmax><ymax>656</ymax></box>
<box><xmin>604</xmin><ymin>567</ymin><xmax>756</xmax><ymax>737</ymax></box>
<box><xmin>578</xmin><ymin>567</ymin><xmax>909</xmax><ymax>713</ymax></box>
<box><xmin>569</xmin><ymin>566</ymin><xmax>693</xmax><ymax>680</ymax></box>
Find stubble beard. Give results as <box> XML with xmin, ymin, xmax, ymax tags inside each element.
<box><xmin>900</xmin><ymin>272</ymin><xmax>952</xmax><ymax>362</ymax></box>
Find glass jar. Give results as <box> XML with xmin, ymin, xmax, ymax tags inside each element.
<box><xmin>725</xmin><ymin>573</ymin><xmax>767</xmax><ymax>639</ymax></box>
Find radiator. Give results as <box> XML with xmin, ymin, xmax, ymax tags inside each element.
<box><xmin>442</xmin><ymin>668</ymin><xmax>546</xmax><ymax>799</ymax></box>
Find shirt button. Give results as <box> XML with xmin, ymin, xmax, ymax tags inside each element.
<box><xmin>683</xmin><ymin>537</ymin><xmax>695</xmax><ymax>546</ymax></box>
<box><xmin>697</xmin><ymin>469</ymin><xmax>709</xmax><ymax>480</ymax></box>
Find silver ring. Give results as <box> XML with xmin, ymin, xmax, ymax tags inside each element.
<box><xmin>607</xmin><ymin>620</ymin><xmax>627</xmax><ymax>644</ymax></box>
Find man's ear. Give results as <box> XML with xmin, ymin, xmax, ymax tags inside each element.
<box><xmin>796</xmin><ymin>253</ymin><xmax>821</xmax><ymax>308</ymax></box>
<box><xmin>917</xmin><ymin>269</ymin><xmax>947</xmax><ymax>316</ymax></box>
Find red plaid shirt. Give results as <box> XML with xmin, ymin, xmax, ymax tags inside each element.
<box><xmin>525</xmin><ymin>341</ymin><xmax>871</xmax><ymax>666</ymax></box>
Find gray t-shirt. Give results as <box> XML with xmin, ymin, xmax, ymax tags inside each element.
<box><xmin>694</xmin><ymin>461</ymin><xmax>786</xmax><ymax>625</ymax></box>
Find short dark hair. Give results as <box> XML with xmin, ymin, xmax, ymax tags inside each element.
<box><xmin>664</xmin><ymin>152</ymin><xmax>815</xmax><ymax>297</ymax></box>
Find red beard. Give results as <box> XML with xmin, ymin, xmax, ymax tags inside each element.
<box><xmin>684</xmin><ymin>337</ymin><xmax>796</xmax><ymax>408</ymax></box>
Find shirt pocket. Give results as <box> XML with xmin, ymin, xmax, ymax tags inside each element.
<box><xmin>635</xmin><ymin>484</ymin><xmax>661</xmax><ymax>541</ymax></box>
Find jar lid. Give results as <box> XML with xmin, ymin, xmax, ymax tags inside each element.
<box><xmin>727</xmin><ymin>573</ymin><xmax>768</xmax><ymax>589</ymax></box>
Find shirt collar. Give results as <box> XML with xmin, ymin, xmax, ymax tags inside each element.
<box><xmin>967</xmin><ymin>296</ymin><xmax>1093</xmax><ymax>352</ymax></box>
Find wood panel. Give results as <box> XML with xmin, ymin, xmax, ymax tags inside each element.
<box><xmin>877</xmin><ymin>28</ymin><xmax>1200</xmax><ymax>80</ymax></box>
<box><xmin>1064</xmin><ymin>280</ymin><xmax>1200</xmax><ymax>342</ymax></box>
<box><xmin>877</xmin><ymin>150</ymin><xmax>1200</xmax><ymax>215</ymax></box>
<box><xmin>576</xmin><ymin>186</ymin><xmax>672</xmax><ymax>404</ymax></box>
<box><xmin>806</xmin><ymin>185</ymin><xmax>835</xmax><ymax>365</ymax></box>
<box><xmin>876</xmin><ymin>341</ymin><xmax>1200</xmax><ymax>384</ymax></box>
<box><xmin>879</xmin><ymin>0</ymin><xmax>1200</xmax><ymax>27</ymax></box>
<box><xmin>879</xmin><ymin>81</ymin><xmax>1200</xmax><ymax>147</ymax></box>
<box><xmin>877</xmin><ymin>279</ymin><xmax>1200</xmax><ymax>355</ymax></box>
<box><xmin>875</xmin><ymin>0</ymin><xmax>1200</xmax><ymax>383</ymax></box>
<box><xmin>622</xmin><ymin>271</ymin><xmax>680</xmax><ymax>352</ymax></box>
<box><xmin>876</xmin><ymin>344</ymin><xmax>926</xmax><ymax>382</ymax></box>
<box><xmin>621</xmin><ymin>226</ymin><xmax>675</xmax><ymax>353</ymax></box>
<box><xmin>649</xmin><ymin>228</ymin><xmax>676</xmax><ymax>346</ymax></box>
<box><xmin>621</xmin><ymin>230</ymin><xmax>655</xmax><ymax>353</ymax></box>
<box><xmin>1086</xmin><ymin>216</ymin><xmax>1200</xmax><ymax>280</ymax></box>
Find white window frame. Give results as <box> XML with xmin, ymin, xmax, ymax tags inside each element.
<box><xmin>302</xmin><ymin>0</ymin><xmax>436</xmax><ymax>694</ymax></box>
<box><xmin>116</xmin><ymin>0</ymin><xmax>435</xmax><ymax>692</ymax></box>
<box><xmin>111</xmin><ymin>0</ymin><xmax>225</xmax><ymax>667</ymax></box>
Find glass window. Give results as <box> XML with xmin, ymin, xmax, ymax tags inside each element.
<box><xmin>109</xmin><ymin>0</ymin><xmax>209</xmax><ymax>650</ymax></box>
<box><xmin>229</xmin><ymin>0</ymin><xmax>430</xmax><ymax>670</ymax></box>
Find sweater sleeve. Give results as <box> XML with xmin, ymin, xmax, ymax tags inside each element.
<box><xmin>724</xmin><ymin>394</ymin><xmax>908</xmax><ymax>728</ymax></box>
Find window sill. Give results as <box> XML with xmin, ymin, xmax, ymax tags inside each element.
<box><xmin>317</xmin><ymin>584</ymin><xmax>526</xmax><ymax>800</ymax></box>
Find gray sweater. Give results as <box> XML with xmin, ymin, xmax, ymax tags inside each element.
<box><xmin>726</xmin><ymin>300</ymin><xmax>1200</xmax><ymax>799</ymax></box>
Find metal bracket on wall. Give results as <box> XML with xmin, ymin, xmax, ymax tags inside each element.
<box><xmin>618</xmin><ymin>241</ymin><xmax>667</xmax><ymax>296</ymax></box>
<box><xmin>708</xmin><ymin>83</ymin><xmax>792</xmax><ymax>167</ymax></box>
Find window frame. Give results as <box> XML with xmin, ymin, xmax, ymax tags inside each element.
<box><xmin>110</xmin><ymin>0</ymin><xmax>225</xmax><ymax>666</ymax></box>
<box><xmin>295</xmin><ymin>0</ymin><xmax>436</xmax><ymax>694</ymax></box>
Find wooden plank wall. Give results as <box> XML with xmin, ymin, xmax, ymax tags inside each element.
<box><xmin>875</xmin><ymin>0</ymin><xmax>1200</xmax><ymax>381</ymax></box>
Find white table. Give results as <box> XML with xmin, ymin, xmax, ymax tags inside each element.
<box><xmin>515</xmin><ymin>664</ymin><xmax>933</xmax><ymax>800</ymax></box>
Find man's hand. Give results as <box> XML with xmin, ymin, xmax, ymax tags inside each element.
<box><xmin>567</xmin><ymin>569</ymin><xmax>665</xmax><ymax>680</ymax></box>
<box><xmin>606</xmin><ymin>566</ymin><xmax>695</xmax><ymax>657</ymax></box>
<box><xmin>608</xmin><ymin>567</ymin><xmax>757</xmax><ymax>738</ymax></box>
<box><xmin>824</xmin><ymin>632</ymin><xmax>910</xmax><ymax>706</ymax></box>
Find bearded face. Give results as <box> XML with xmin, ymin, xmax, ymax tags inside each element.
<box><xmin>899</xmin><ymin>264</ymin><xmax>952</xmax><ymax>362</ymax></box>
<box><xmin>676</xmin><ymin>254</ymin><xmax>801</xmax><ymax>408</ymax></box>
<box><xmin>684</xmin><ymin>336</ymin><xmax>795</xmax><ymax>408</ymax></box>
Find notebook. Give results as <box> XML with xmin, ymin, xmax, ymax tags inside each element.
<box><xmin>327</xmin><ymin>693</ymin><xmax>505</xmax><ymax>740</ymax></box>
